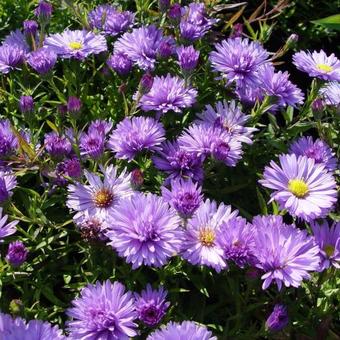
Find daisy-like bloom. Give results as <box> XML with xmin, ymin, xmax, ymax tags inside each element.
<box><xmin>176</xmin><ymin>45</ymin><xmax>200</xmax><ymax>73</ymax></box>
<box><xmin>67</xmin><ymin>280</ymin><xmax>137</xmax><ymax>340</ymax></box>
<box><xmin>161</xmin><ymin>178</ymin><xmax>203</xmax><ymax>218</ymax></box>
<box><xmin>106</xmin><ymin>193</ymin><xmax>182</xmax><ymax>269</ymax></box>
<box><xmin>265</xmin><ymin>304</ymin><xmax>289</xmax><ymax>332</ymax></box>
<box><xmin>108</xmin><ymin>116</ymin><xmax>166</xmax><ymax>161</ymax></box>
<box><xmin>67</xmin><ymin>165</ymin><xmax>134</xmax><ymax>220</ymax></box>
<box><xmin>216</xmin><ymin>217</ymin><xmax>256</xmax><ymax>268</ymax></box>
<box><xmin>252</xmin><ymin>215</ymin><xmax>320</xmax><ymax>290</ymax></box>
<box><xmin>27</xmin><ymin>48</ymin><xmax>57</xmax><ymax>74</ymax></box>
<box><xmin>258</xmin><ymin>64</ymin><xmax>304</xmax><ymax>110</ymax></box>
<box><xmin>259</xmin><ymin>154</ymin><xmax>337</xmax><ymax>221</ymax></box>
<box><xmin>209</xmin><ymin>37</ymin><xmax>269</xmax><ymax>87</ymax></box>
<box><xmin>152</xmin><ymin>141</ymin><xmax>204</xmax><ymax>184</ymax></box>
<box><xmin>0</xmin><ymin>119</ymin><xmax>18</xmax><ymax>157</ymax></box>
<box><xmin>320</xmin><ymin>82</ymin><xmax>340</xmax><ymax>107</ymax></box>
<box><xmin>107</xmin><ymin>52</ymin><xmax>132</xmax><ymax>76</ymax></box>
<box><xmin>139</xmin><ymin>74</ymin><xmax>197</xmax><ymax>115</ymax></box>
<box><xmin>134</xmin><ymin>284</ymin><xmax>170</xmax><ymax>327</ymax></box>
<box><xmin>289</xmin><ymin>136</ymin><xmax>337</xmax><ymax>172</ymax></box>
<box><xmin>0</xmin><ymin>171</ymin><xmax>17</xmax><ymax>203</ymax></box>
<box><xmin>147</xmin><ymin>321</ymin><xmax>217</xmax><ymax>340</ymax></box>
<box><xmin>44</xmin><ymin>29</ymin><xmax>107</xmax><ymax>60</ymax></box>
<box><xmin>0</xmin><ymin>207</ymin><xmax>18</xmax><ymax>241</ymax></box>
<box><xmin>292</xmin><ymin>50</ymin><xmax>340</xmax><ymax>81</ymax></box>
<box><xmin>44</xmin><ymin>131</ymin><xmax>72</xmax><ymax>158</ymax></box>
<box><xmin>180</xmin><ymin>3</ymin><xmax>217</xmax><ymax>41</ymax></box>
<box><xmin>196</xmin><ymin>100</ymin><xmax>257</xmax><ymax>144</ymax></box>
<box><xmin>114</xmin><ymin>25</ymin><xmax>165</xmax><ymax>70</ymax></box>
<box><xmin>178</xmin><ymin>124</ymin><xmax>243</xmax><ymax>166</ymax></box>
<box><xmin>3</xmin><ymin>29</ymin><xmax>30</xmax><ymax>53</ymax></box>
<box><xmin>311</xmin><ymin>220</ymin><xmax>340</xmax><ymax>270</ymax></box>
<box><xmin>181</xmin><ymin>199</ymin><xmax>239</xmax><ymax>272</ymax></box>
<box><xmin>79</xmin><ymin>130</ymin><xmax>105</xmax><ymax>160</ymax></box>
<box><xmin>0</xmin><ymin>44</ymin><xmax>26</xmax><ymax>74</ymax></box>
<box><xmin>88</xmin><ymin>119</ymin><xmax>113</xmax><ymax>136</ymax></box>
<box><xmin>6</xmin><ymin>240</ymin><xmax>28</xmax><ymax>267</ymax></box>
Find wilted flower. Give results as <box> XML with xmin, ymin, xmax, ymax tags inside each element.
<box><xmin>168</xmin><ymin>3</ymin><xmax>181</xmax><ymax>22</ymax></box>
<box><xmin>18</xmin><ymin>95</ymin><xmax>34</xmax><ymax>114</ymax></box>
<box><xmin>107</xmin><ymin>52</ymin><xmax>132</xmax><ymax>76</ymax></box>
<box><xmin>0</xmin><ymin>208</ymin><xmax>18</xmax><ymax>241</ymax></box>
<box><xmin>27</xmin><ymin>48</ymin><xmax>57</xmax><ymax>74</ymax></box>
<box><xmin>6</xmin><ymin>240</ymin><xmax>28</xmax><ymax>267</ymax></box>
<box><xmin>44</xmin><ymin>131</ymin><xmax>72</xmax><ymax>158</ymax></box>
<box><xmin>265</xmin><ymin>304</ymin><xmax>289</xmax><ymax>332</ymax></box>
<box><xmin>131</xmin><ymin>169</ymin><xmax>144</xmax><ymax>187</ymax></box>
<box><xmin>0</xmin><ymin>119</ymin><xmax>18</xmax><ymax>157</ymax></box>
<box><xmin>0</xmin><ymin>45</ymin><xmax>25</xmax><ymax>74</ymax></box>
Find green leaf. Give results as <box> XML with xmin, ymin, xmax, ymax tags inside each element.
<box><xmin>256</xmin><ymin>188</ymin><xmax>268</xmax><ymax>215</ymax></box>
<box><xmin>312</xmin><ymin>14</ymin><xmax>340</xmax><ymax>31</ymax></box>
<box><xmin>46</xmin><ymin>120</ymin><xmax>59</xmax><ymax>133</ymax></box>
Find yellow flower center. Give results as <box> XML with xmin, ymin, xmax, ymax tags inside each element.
<box><xmin>324</xmin><ymin>244</ymin><xmax>335</xmax><ymax>257</ymax></box>
<box><xmin>69</xmin><ymin>41</ymin><xmax>83</xmax><ymax>50</ymax></box>
<box><xmin>316</xmin><ymin>63</ymin><xmax>333</xmax><ymax>73</ymax></box>
<box><xmin>94</xmin><ymin>188</ymin><xmax>114</xmax><ymax>208</ymax></box>
<box><xmin>199</xmin><ymin>227</ymin><xmax>215</xmax><ymax>247</ymax></box>
<box><xmin>288</xmin><ymin>179</ymin><xmax>309</xmax><ymax>198</ymax></box>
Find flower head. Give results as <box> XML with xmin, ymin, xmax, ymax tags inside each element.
<box><xmin>293</xmin><ymin>50</ymin><xmax>340</xmax><ymax>81</ymax></box>
<box><xmin>266</xmin><ymin>304</ymin><xmax>289</xmax><ymax>332</ymax></box>
<box><xmin>0</xmin><ymin>171</ymin><xmax>17</xmax><ymax>203</ymax></box>
<box><xmin>0</xmin><ymin>208</ymin><xmax>18</xmax><ymax>241</ymax></box>
<box><xmin>108</xmin><ymin>116</ymin><xmax>165</xmax><ymax>161</ymax></box>
<box><xmin>79</xmin><ymin>130</ymin><xmax>105</xmax><ymax>160</ymax></box>
<box><xmin>67</xmin><ymin>280</ymin><xmax>137</xmax><ymax>339</ymax></box>
<box><xmin>6</xmin><ymin>241</ymin><xmax>28</xmax><ymax>267</ymax></box>
<box><xmin>134</xmin><ymin>284</ymin><xmax>170</xmax><ymax>327</ymax></box>
<box><xmin>259</xmin><ymin>154</ymin><xmax>337</xmax><ymax>221</ymax></box>
<box><xmin>0</xmin><ymin>119</ymin><xmax>18</xmax><ymax>157</ymax></box>
<box><xmin>0</xmin><ymin>44</ymin><xmax>25</xmax><ymax>74</ymax></box>
<box><xmin>44</xmin><ymin>131</ymin><xmax>72</xmax><ymax>158</ymax></box>
<box><xmin>88</xmin><ymin>119</ymin><xmax>113</xmax><ymax>136</ymax></box>
<box><xmin>3</xmin><ymin>29</ymin><xmax>30</xmax><ymax>53</ymax></box>
<box><xmin>23</xmin><ymin>20</ymin><xmax>39</xmax><ymax>36</ymax></box>
<box><xmin>35</xmin><ymin>1</ymin><xmax>53</xmax><ymax>21</ymax></box>
<box><xmin>320</xmin><ymin>82</ymin><xmax>340</xmax><ymax>107</ymax></box>
<box><xmin>176</xmin><ymin>45</ymin><xmax>199</xmax><ymax>73</ymax></box>
<box><xmin>107</xmin><ymin>52</ymin><xmax>132</xmax><ymax>76</ymax></box>
<box><xmin>67</xmin><ymin>96</ymin><xmax>82</xmax><ymax>113</ymax></box>
<box><xmin>27</xmin><ymin>48</ymin><xmax>57</xmax><ymax>74</ymax></box>
<box><xmin>19</xmin><ymin>95</ymin><xmax>34</xmax><ymax>114</ymax></box>
<box><xmin>106</xmin><ymin>193</ymin><xmax>182</xmax><ymax>269</ymax></box>
<box><xmin>74</xmin><ymin>211</ymin><xmax>108</xmax><ymax>242</ymax></box>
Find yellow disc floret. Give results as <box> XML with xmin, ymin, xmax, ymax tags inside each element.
<box><xmin>316</xmin><ymin>63</ymin><xmax>333</xmax><ymax>73</ymax></box>
<box><xmin>69</xmin><ymin>41</ymin><xmax>83</xmax><ymax>50</ymax></box>
<box><xmin>94</xmin><ymin>188</ymin><xmax>114</xmax><ymax>208</ymax></box>
<box><xmin>324</xmin><ymin>244</ymin><xmax>335</xmax><ymax>258</ymax></box>
<box><xmin>288</xmin><ymin>179</ymin><xmax>309</xmax><ymax>198</ymax></box>
<box><xmin>199</xmin><ymin>227</ymin><xmax>215</xmax><ymax>247</ymax></box>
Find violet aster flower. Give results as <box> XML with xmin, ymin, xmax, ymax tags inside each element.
<box><xmin>18</xmin><ymin>95</ymin><xmax>34</xmax><ymax>114</ymax></box>
<box><xmin>114</xmin><ymin>25</ymin><xmax>165</xmax><ymax>70</ymax></box>
<box><xmin>63</xmin><ymin>158</ymin><xmax>82</xmax><ymax>178</ymax></box>
<box><xmin>67</xmin><ymin>165</ymin><xmax>134</xmax><ymax>220</ymax></box>
<box><xmin>259</xmin><ymin>64</ymin><xmax>304</xmax><ymax>110</ymax></box>
<box><xmin>176</xmin><ymin>45</ymin><xmax>199</xmax><ymax>73</ymax></box>
<box><xmin>252</xmin><ymin>215</ymin><xmax>320</xmax><ymax>290</ymax></box>
<box><xmin>27</xmin><ymin>48</ymin><xmax>57</xmax><ymax>74</ymax></box>
<box><xmin>320</xmin><ymin>82</ymin><xmax>340</xmax><ymax>107</ymax></box>
<box><xmin>289</xmin><ymin>136</ymin><xmax>337</xmax><ymax>172</ymax></box>
<box><xmin>0</xmin><ymin>44</ymin><xmax>25</xmax><ymax>74</ymax></box>
<box><xmin>181</xmin><ymin>199</ymin><xmax>239</xmax><ymax>272</ymax></box>
<box><xmin>311</xmin><ymin>220</ymin><xmax>340</xmax><ymax>270</ymax></box>
<box><xmin>79</xmin><ymin>130</ymin><xmax>105</xmax><ymax>159</ymax></box>
<box><xmin>139</xmin><ymin>74</ymin><xmax>197</xmax><ymax>115</ymax></box>
<box><xmin>35</xmin><ymin>1</ymin><xmax>53</xmax><ymax>21</ymax></box>
<box><xmin>88</xmin><ymin>119</ymin><xmax>113</xmax><ymax>136</ymax></box>
<box><xmin>147</xmin><ymin>321</ymin><xmax>217</xmax><ymax>340</ymax></box>
<box><xmin>292</xmin><ymin>50</ymin><xmax>340</xmax><ymax>81</ymax></box>
<box><xmin>0</xmin><ymin>208</ymin><xmax>18</xmax><ymax>241</ymax></box>
<box><xmin>196</xmin><ymin>100</ymin><xmax>256</xmax><ymax>144</ymax></box>
<box><xmin>44</xmin><ymin>131</ymin><xmax>72</xmax><ymax>158</ymax></box>
<box><xmin>6</xmin><ymin>240</ymin><xmax>28</xmax><ymax>267</ymax></box>
<box><xmin>161</xmin><ymin>178</ymin><xmax>203</xmax><ymax>218</ymax></box>
<box><xmin>107</xmin><ymin>52</ymin><xmax>132</xmax><ymax>76</ymax></box>
<box><xmin>216</xmin><ymin>217</ymin><xmax>256</xmax><ymax>268</ymax></box>
<box><xmin>0</xmin><ymin>171</ymin><xmax>17</xmax><ymax>203</ymax></box>
<box><xmin>180</xmin><ymin>3</ymin><xmax>217</xmax><ymax>41</ymax></box>
<box><xmin>106</xmin><ymin>193</ymin><xmax>182</xmax><ymax>269</ymax></box>
<box><xmin>3</xmin><ymin>29</ymin><xmax>30</xmax><ymax>53</ymax></box>
<box><xmin>265</xmin><ymin>304</ymin><xmax>289</xmax><ymax>332</ymax></box>
<box><xmin>0</xmin><ymin>119</ymin><xmax>18</xmax><ymax>157</ymax></box>
<box><xmin>134</xmin><ymin>284</ymin><xmax>170</xmax><ymax>327</ymax></box>
<box><xmin>74</xmin><ymin>211</ymin><xmax>108</xmax><ymax>241</ymax></box>
<box><xmin>67</xmin><ymin>280</ymin><xmax>137</xmax><ymax>339</ymax></box>
<box><xmin>88</xmin><ymin>4</ymin><xmax>115</xmax><ymax>29</ymax></box>
<box><xmin>236</xmin><ymin>84</ymin><xmax>264</xmax><ymax>106</ymax></box>
<box><xmin>158</xmin><ymin>37</ymin><xmax>176</xmax><ymax>59</ymax></box>
<box><xmin>209</xmin><ymin>37</ymin><xmax>269</xmax><ymax>87</ymax></box>
<box><xmin>168</xmin><ymin>4</ymin><xmax>181</xmax><ymax>22</ymax></box>
<box><xmin>23</xmin><ymin>20</ymin><xmax>39</xmax><ymax>36</ymax></box>
<box><xmin>67</xmin><ymin>96</ymin><xmax>82</xmax><ymax>113</ymax></box>
<box><xmin>152</xmin><ymin>141</ymin><xmax>204</xmax><ymax>184</ymax></box>
<box><xmin>259</xmin><ymin>154</ymin><xmax>337</xmax><ymax>221</ymax></box>
<box><xmin>44</xmin><ymin>30</ymin><xmax>107</xmax><ymax>60</ymax></box>
<box><xmin>108</xmin><ymin>116</ymin><xmax>166</xmax><ymax>161</ymax></box>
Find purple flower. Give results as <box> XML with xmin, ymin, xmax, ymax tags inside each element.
<box><xmin>88</xmin><ymin>119</ymin><xmax>113</xmax><ymax>136</ymax></box>
<box><xmin>180</xmin><ymin>3</ymin><xmax>217</xmax><ymax>41</ymax></box>
<box><xmin>44</xmin><ymin>30</ymin><xmax>107</xmax><ymax>60</ymax></box>
<box><xmin>259</xmin><ymin>154</ymin><xmax>337</xmax><ymax>221</ymax></box>
<box><xmin>114</xmin><ymin>25</ymin><xmax>165</xmax><ymax>70</ymax></box>
<box><xmin>0</xmin><ymin>208</ymin><xmax>18</xmax><ymax>241</ymax></box>
<box><xmin>108</xmin><ymin>116</ymin><xmax>166</xmax><ymax>161</ymax></box>
<box><xmin>23</xmin><ymin>20</ymin><xmax>39</xmax><ymax>36</ymax></box>
<box><xmin>67</xmin><ymin>280</ymin><xmax>137</xmax><ymax>339</ymax></box>
<box><xmin>196</xmin><ymin>100</ymin><xmax>256</xmax><ymax>144</ymax></box>
<box><xmin>67</xmin><ymin>165</ymin><xmax>134</xmax><ymax>220</ymax></box>
<box><xmin>209</xmin><ymin>37</ymin><xmax>269</xmax><ymax>87</ymax></box>
<box><xmin>27</xmin><ymin>48</ymin><xmax>57</xmax><ymax>74</ymax></box>
<box><xmin>216</xmin><ymin>217</ymin><xmax>256</xmax><ymax>268</ymax></box>
<box><xmin>230</xmin><ymin>23</ymin><xmax>243</xmax><ymax>38</ymax></box>
<box><xmin>131</xmin><ymin>169</ymin><xmax>144</xmax><ymax>187</ymax></box>
<box><xmin>289</xmin><ymin>136</ymin><xmax>337</xmax><ymax>172</ymax></box>
<box><xmin>44</xmin><ymin>132</ymin><xmax>72</xmax><ymax>158</ymax></box>
<box><xmin>140</xmin><ymin>73</ymin><xmax>154</xmax><ymax>93</ymax></box>
<box><xmin>293</xmin><ymin>50</ymin><xmax>340</xmax><ymax>81</ymax></box>
<box><xmin>266</xmin><ymin>304</ymin><xmax>289</xmax><ymax>332</ymax></box>
<box><xmin>6</xmin><ymin>241</ymin><xmax>28</xmax><ymax>267</ymax></box>
<box><xmin>0</xmin><ymin>45</ymin><xmax>25</xmax><ymax>74</ymax></box>
<box><xmin>181</xmin><ymin>199</ymin><xmax>239</xmax><ymax>272</ymax></box>
<box><xmin>67</xmin><ymin>96</ymin><xmax>82</xmax><ymax>113</ymax></box>
<box><xmin>0</xmin><ymin>171</ymin><xmax>17</xmax><ymax>203</ymax></box>
<box><xmin>176</xmin><ymin>45</ymin><xmax>199</xmax><ymax>73</ymax></box>
<box><xmin>79</xmin><ymin>131</ymin><xmax>105</xmax><ymax>159</ymax></box>
<box><xmin>320</xmin><ymin>82</ymin><xmax>340</xmax><ymax>107</ymax></box>
<box><xmin>258</xmin><ymin>64</ymin><xmax>304</xmax><ymax>110</ymax></box>
<box><xmin>152</xmin><ymin>141</ymin><xmax>204</xmax><ymax>184</ymax></box>
<box><xmin>252</xmin><ymin>215</ymin><xmax>320</xmax><ymax>290</ymax></box>
<box><xmin>34</xmin><ymin>1</ymin><xmax>53</xmax><ymax>20</ymax></box>
<box><xmin>3</xmin><ymin>29</ymin><xmax>30</xmax><ymax>53</ymax></box>
<box><xmin>134</xmin><ymin>284</ymin><xmax>170</xmax><ymax>327</ymax></box>
<box><xmin>147</xmin><ymin>321</ymin><xmax>217</xmax><ymax>340</ymax></box>
<box><xmin>63</xmin><ymin>158</ymin><xmax>82</xmax><ymax>178</ymax></box>
<box><xmin>236</xmin><ymin>84</ymin><xmax>264</xmax><ymax>106</ymax></box>
<box><xmin>74</xmin><ymin>211</ymin><xmax>108</xmax><ymax>242</ymax></box>
<box><xmin>312</xmin><ymin>98</ymin><xmax>324</xmax><ymax>113</ymax></box>
<box><xmin>88</xmin><ymin>4</ymin><xmax>115</xmax><ymax>29</ymax></box>
<box><xmin>168</xmin><ymin>4</ymin><xmax>181</xmax><ymax>22</ymax></box>
<box><xmin>106</xmin><ymin>193</ymin><xmax>182</xmax><ymax>269</ymax></box>
<box><xmin>161</xmin><ymin>178</ymin><xmax>203</xmax><ymax>218</ymax></box>
<box><xmin>107</xmin><ymin>52</ymin><xmax>132</xmax><ymax>76</ymax></box>
<box><xmin>311</xmin><ymin>220</ymin><xmax>340</xmax><ymax>270</ymax></box>
<box><xmin>158</xmin><ymin>38</ymin><xmax>175</xmax><ymax>59</ymax></box>
<box><xmin>139</xmin><ymin>74</ymin><xmax>197</xmax><ymax>115</ymax></box>
<box><xmin>18</xmin><ymin>95</ymin><xmax>34</xmax><ymax>114</ymax></box>
<box><xmin>0</xmin><ymin>119</ymin><xmax>18</xmax><ymax>157</ymax></box>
